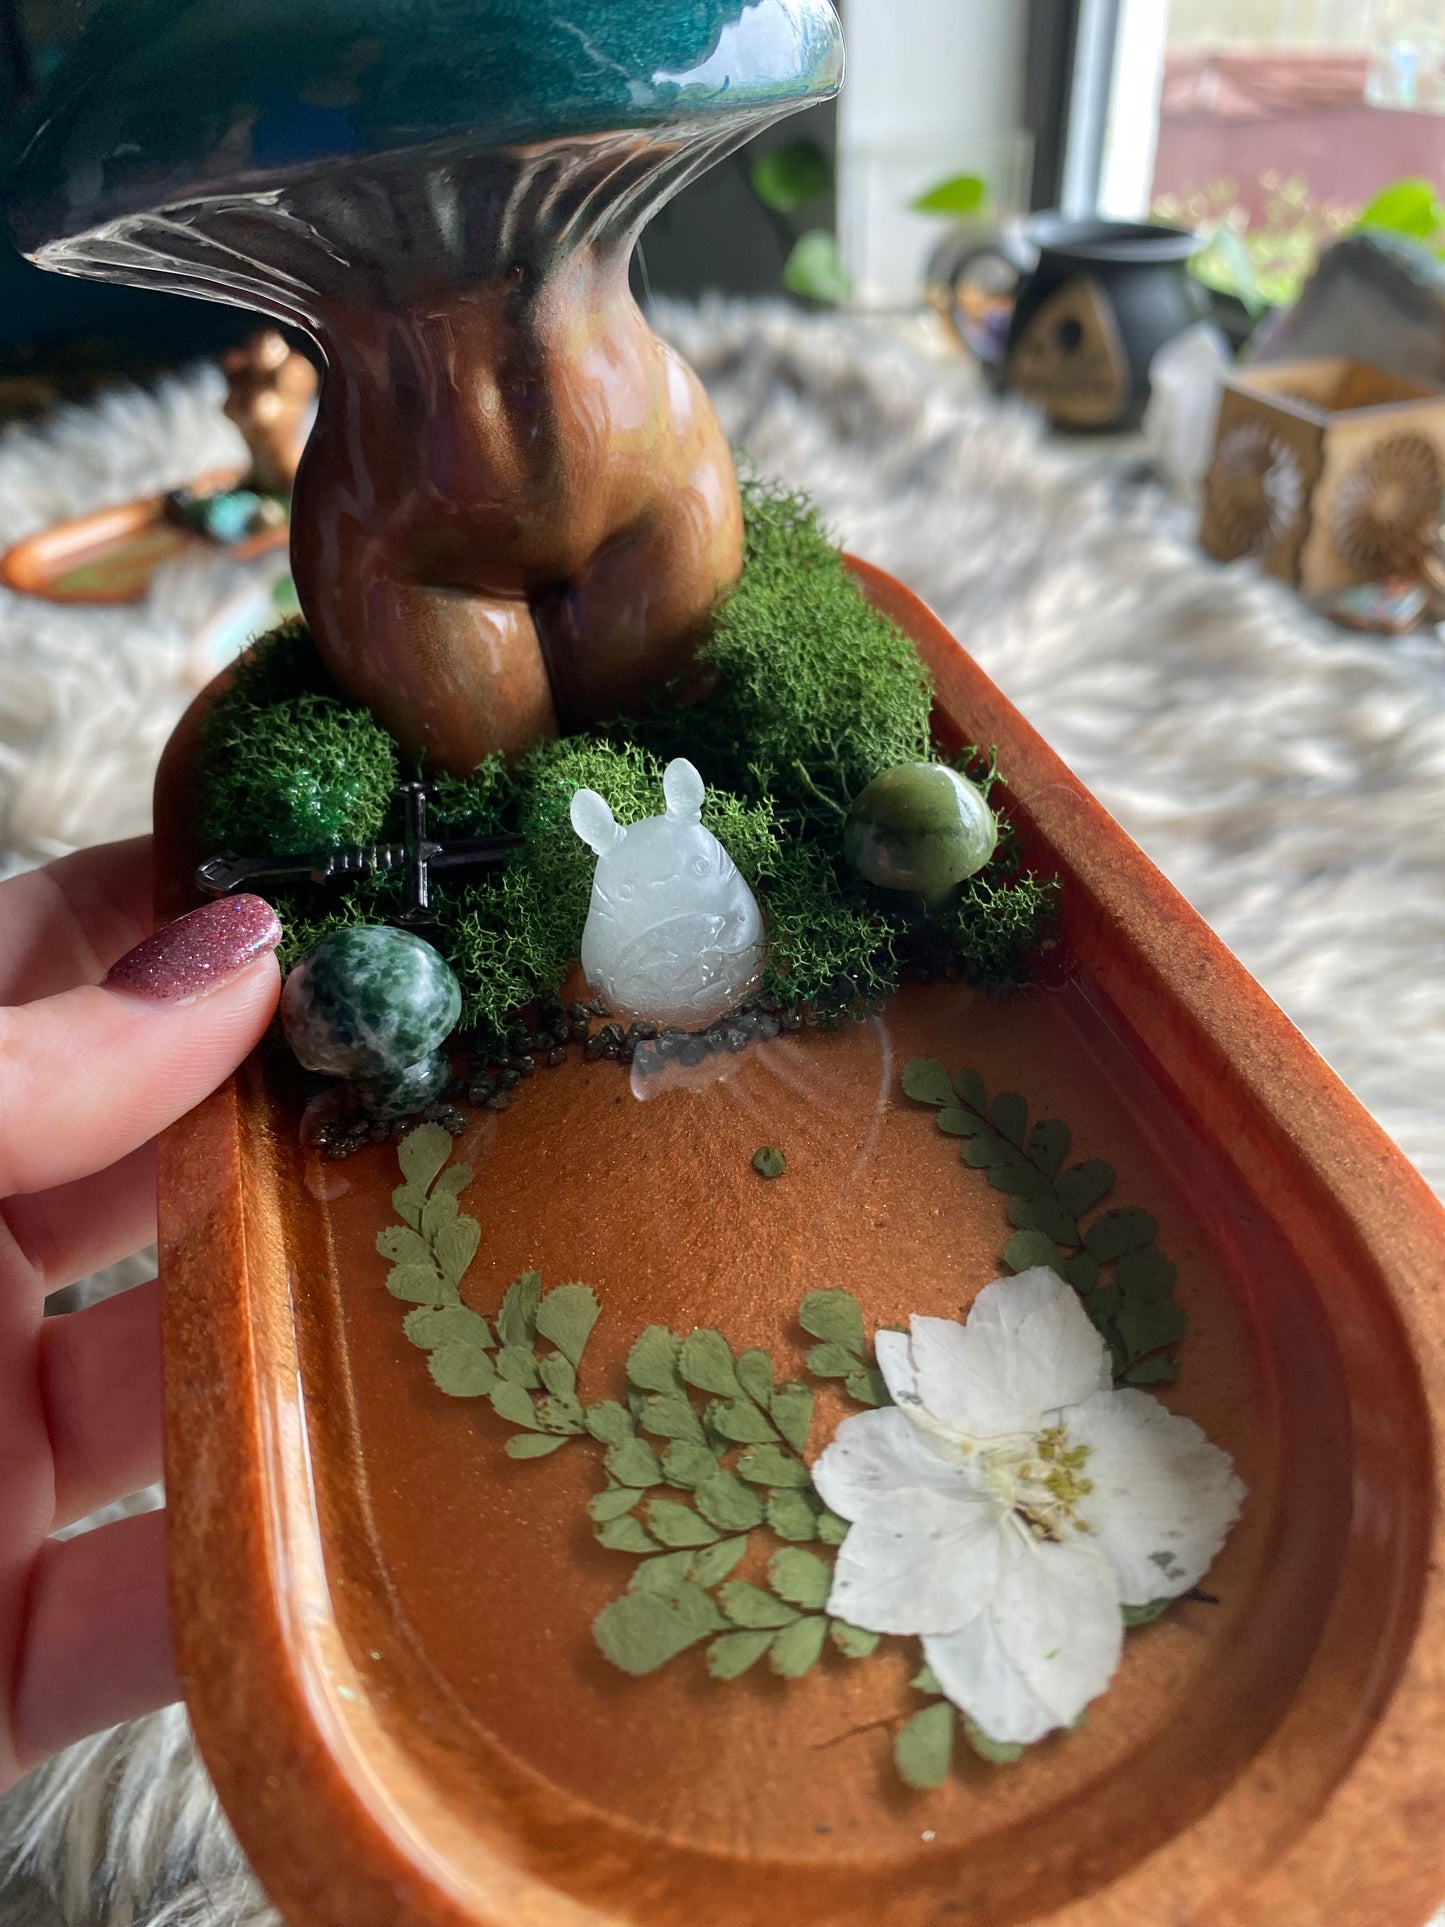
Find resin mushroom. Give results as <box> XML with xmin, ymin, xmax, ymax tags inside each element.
<box><xmin>3</xmin><ymin>0</ymin><xmax>843</xmax><ymax>771</ymax></box>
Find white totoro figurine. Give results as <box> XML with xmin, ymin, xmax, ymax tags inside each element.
<box><xmin>569</xmin><ymin>758</ymin><xmax>766</xmax><ymax>1030</ymax></box>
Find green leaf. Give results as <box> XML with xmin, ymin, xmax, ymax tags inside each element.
<box><xmin>1007</xmin><ymin>1194</ymin><xmax>1080</xmax><ymax>1247</ymax></box>
<box><xmin>497</xmin><ymin>1271</ymin><xmax>542</xmax><ymax>1348</ymax></box>
<box><xmin>505</xmin><ymin>1432</ymin><xmax>569</xmax><ymax>1459</ymax></box>
<box><xmin>377</xmin><ymin>1223</ymin><xmax>431</xmax><ymax>1266</ymax></box>
<box><xmin>767</xmin><ymin>1491</ymin><xmax>820</xmax><ymax>1540</ymax></box>
<box><xmin>734</xmin><ymin>1348</ymin><xmax>773</xmax><ymax>1406</ymax></box>
<box><xmin>817</xmin><ymin>1509</ymin><xmax>850</xmax><ymax>1546</ymax></box>
<box><xmin>911</xmin><ymin>1663</ymin><xmax>943</xmax><ymax>1695</ymax></box>
<box><xmin>402</xmin><ymin>1304</ymin><xmax>492</xmax><ymax>1351</ymax></box>
<box><xmin>431</xmin><ymin>1163</ymin><xmax>473</xmax><ymax>1199</ymax></box>
<box><xmin>1116</xmin><ymin>1296</ymin><xmax>1186</xmax><ymax>1359</ymax></box>
<box><xmin>627</xmin><ymin>1325</ymin><xmax>683</xmax><ymax>1394</ymax></box>
<box><xmin>1123</xmin><ymin>1597</ymin><xmax>1172</xmax><ymax>1627</ymax></box>
<box><xmin>1057</xmin><ymin>1160</ymin><xmax>1115</xmax><ymax>1220</ymax></box>
<box><xmin>629</xmin><ymin>1550</ymin><xmax>695</xmax><ymax>1595</ymax></box>
<box><xmin>592</xmin><ymin>1582</ymin><xmax>721</xmax><ymax>1674</ymax></box>
<box><xmin>595</xmin><ymin>1515</ymin><xmax>658</xmax><ymax>1555</ymax></box>
<box><xmin>1357</xmin><ymin>177</ymin><xmax>1443</xmax><ymax>241</ymax></box>
<box><xmin>1058</xmin><ymin>1252</ymin><xmax>1099</xmax><ymax>1294</ymax></box>
<box><xmin>398</xmin><ymin>1122</ymin><xmax>452</xmax><ymax>1192</ymax></box>
<box><xmin>585</xmin><ymin>1401</ymin><xmax>634</xmax><ymax>1446</ymax></box>
<box><xmin>646</xmin><ymin>1500</ymin><xmax>719</xmax><ymax>1549</ymax></box>
<box><xmin>679</xmin><ymin>1329</ymin><xmax>742</xmax><ymax>1398</ymax></box>
<box><xmin>707</xmin><ymin>1397</ymin><xmax>777</xmax><ymax>1445</ymax></box>
<box><xmin>1085</xmin><ymin>1208</ymin><xmax>1159</xmax><ymax>1263</ymax></box>
<box><xmin>1003</xmin><ymin>1229</ymin><xmax>1060</xmax><ymax>1274</ymax></box>
<box><xmin>769</xmin><ymin>1383</ymin><xmax>815</xmax><ymax>1453</ymax></box>
<box><xmin>960</xmin><ymin>1133</ymin><xmax>1008</xmax><ymax>1169</ymax></box>
<box><xmin>536</xmin><ymin>1393</ymin><xmax>585</xmax><ymax>1435</ymax></box>
<box><xmin>427</xmin><ymin>1343</ymin><xmax>498</xmax><ymax>1397</ymax></box>
<box><xmin>770</xmin><ymin>1614</ymin><xmax>828</xmax><ymax>1678</ymax></box>
<box><xmin>661</xmin><ymin>1440</ymin><xmax>717</xmax><ymax>1487</ymax></box>
<box><xmin>896</xmin><ymin>1702</ymin><xmax>954</xmax><ymax>1789</ymax></box>
<box><xmin>490</xmin><ymin>1381</ymin><xmax>543</xmax><ymax>1430</ymax></box>
<box><xmin>768</xmin><ymin>1547</ymin><xmax>831</xmax><ymax>1610</ymax></box>
<box><xmin>1122</xmin><ymin>1355</ymin><xmax>1179</xmax><ymax>1386</ymax></box>
<box><xmin>641</xmin><ymin>1393</ymin><xmax>706</xmax><ymax>1443</ymax></box>
<box><xmin>385</xmin><ymin>1262</ymin><xmax>452</xmax><ymax>1305</ymax></box>
<box><xmin>846</xmin><ymin>1368</ymin><xmax>888</xmax><ymax>1407</ymax></box>
<box><xmin>807</xmin><ymin>1342</ymin><xmax>860</xmax><ymax>1378</ymax></box>
<box><xmin>737</xmin><ymin>1443</ymin><xmax>811</xmax><ymax>1488</ymax></box>
<box><xmin>496</xmin><ymin>1345</ymin><xmax>541</xmax><ymax>1389</ymax></box>
<box><xmin>1117</xmin><ymin>1246</ymin><xmax>1177</xmax><ymax>1298</ymax></box>
<box><xmin>910</xmin><ymin>171</ymin><xmax>986</xmax><ymax>216</ymax></box>
<box><xmin>830</xmin><ymin>1621</ymin><xmax>879</xmax><ymax>1659</ymax></box>
<box><xmin>782</xmin><ymin>229</ymin><xmax>851</xmax><ymax>306</ymax></box>
<box><xmin>954</xmin><ymin>1068</ymin><xmax>988</xmax><ymax>1111</ymax></box>
<box><xmin>750</xmin><ymin>136</ymin><xmax>831</xmax><ymax>213</ymax></box>
<box><xmin>961</xmin><ymin>1716</ymin><xmax>1025</xmax><ymax>1765</ymax></box>
<box><xmin>707</xmin><ymin>1628</ymin><xmax>774</xmax><ymax>1679</ymax></box>
<box><xmin>420</xmin><ymin>1188</ymin><xmax>457</xmax><ymax>1243</ymax></box>
<box><xmin>751</xmin><ymin>1146</ymin><xmax>786</xmax><ymax>1180</ymax></box>
<box><xmin>986</xmin><ymin>1153</ymin><xmax>1052</xmax><ymax>1199</ymax></box>
<box><xmin>934</xmin><ymin>1107</ymin><xmax>987</xmax><ymax>1137</ymax></box>
<box><xmin>605</xmin><ymin>1438</ymin><xmax>662</xmax><ymax>1488</ymax></box>
<box><xmin>798</xmin><ymin>1289</ymin><xmax>865</xmax><ymax>1353</ymax></box>
<box><xmin>535</xmin><ymin>1283</ymin><xmax>600</xmax><ymax>1368</ymax></box>
<box><xmin>989</xmin><ymin>1090</ymin><xmax>1028</xmax><ymax>1146</ymax></box>
<box><xmin>689</xmin><ymin>1536</ymin><xmax>749</xmax><ymax>1587</ymax></box>
<box><xmin>389</xmin><ymin>1184</ymin><xmax>427</xmax><ymax>1232</ymax></box>
<box><xmin>589</xmin><ymin>1486</ymin><xmax>641</xmax><ymax>1523</ymax></box>
<box><xmin>718</xmin><ymin>1581</ymin><xmax>799</xmax><ymax>1629</ymax></box>
<box><xmin>695</xmin><ymin>1471</ymin><xmax>766</xmax><ymax>1532</ymax></box>
<box><xmin>539</xmin><ymin>1352</ymin><xmax>576</xmax><ymax>1398</ymax></box>
<box><xmin>901</xmin><ymin>1057</ymin><xmax>955</xmax><ymax>1107</ymax></box>
<box><xmin>1026</xmin><ymin>1118</ymin><xmax>1071</xmax><ymax>1179</ymax></box>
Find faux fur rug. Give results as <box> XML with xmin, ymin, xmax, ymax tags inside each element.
<box><xmin>1</xmin><ymin>299</ymin><xmax>1442</xmax><ymax>1926</ymax></box>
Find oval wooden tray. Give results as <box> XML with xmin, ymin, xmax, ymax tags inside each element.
<box><xmin>0</xmin><ymin>468</ymin><xmax>286</xmax><ymax>604</ymax></box>
<box><xmin>155</xmin><ymin>562</ymin><xmax>1445</xmax><ymax>1927</ymax></box>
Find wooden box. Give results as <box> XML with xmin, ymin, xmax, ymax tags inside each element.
<box><xmin>1200</xmin><ymin>357</ymin><xmax>1445</xmax><ymax>593</ymax></box>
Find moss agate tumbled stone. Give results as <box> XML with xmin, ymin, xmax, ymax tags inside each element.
<box><xmin>843</xmin><ymin>763</ymin><xmax>998</xmax><ymax>899</ymax></box>
<box><xmin>355</xmin><ymin>1048</ymin><xmax>452</xmax><ymax>1119</ymax></box>
<box><xmin>281</xmin><ymin>926</ymin><xmax>461</xmax><ymax>1079</ymax></box>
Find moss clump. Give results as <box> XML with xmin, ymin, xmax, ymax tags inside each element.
<box><xmin>194</xmin><ymin>473</ymin><xmax>1056</xmax><ymax>1055</ymax></box>
<box><xmin>199</xmin><ymin>690</ymin><xmax>399</xmax><ymax>856</ymax></box>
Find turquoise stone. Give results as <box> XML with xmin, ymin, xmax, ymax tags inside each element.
<box><xmin>355</xmin><ymin>1048</ymin><xmax>451</xmax><ymax>1119</ymax></box>
<box><xmin>843</xmin><ymin>764</ymin><xmax>998</xmax><ymax>899</ymax></box>
<box><xmin>280</xmin><ymin>926</ymin><xmax>461</xmax><ymax>1079</ymax></box>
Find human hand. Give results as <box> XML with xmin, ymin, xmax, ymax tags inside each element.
<box><xmin>0</xmin><ymin>839</ymin><xmax>281</xmax><ymax>1791</ymax></box>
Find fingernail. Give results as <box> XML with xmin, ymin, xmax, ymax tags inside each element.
<box><xmin>104</xmin><ymin>895</ymin><xmax>282</xmax><ymax>1003</ymax></box>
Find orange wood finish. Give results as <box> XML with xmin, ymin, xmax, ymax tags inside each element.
<box><xmin>0</xmin><ymin>467</ymin><xmax>285</xmax><ymax>604</ymax></box>
<box><xmin>156</xmin><ymin>563</ymin><xmax>1445</xmax><ymax>1927</ymax></box>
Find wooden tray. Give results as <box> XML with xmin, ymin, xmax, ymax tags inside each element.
<box><xmin>155</xmin><ymin>561</ymin><xmax>1445</xmax><ymax>1927</ymax></box>
<box><xmin>0</xmin><ymin>468</ymin><xmax>286</xmax><ymax>603</ymax></box>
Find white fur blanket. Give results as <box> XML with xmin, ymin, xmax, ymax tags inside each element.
<box><xmin>0</xmin><ymin>300</ymin><xmax>1441</xmax><ymax>1925</ymax></box>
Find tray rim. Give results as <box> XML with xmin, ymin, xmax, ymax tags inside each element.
<box><xmin>157</xmin><ymin>559</ymin><xmax>1445</xmax><ymax>1927</ymax></box>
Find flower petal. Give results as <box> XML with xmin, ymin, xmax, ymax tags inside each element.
<box><xmin>811</xmin><ymin>1406</ymin><xmax>972</xmax><ymax>1524</ymax></box>
<box><xmin>873</xmin><ymin>1327</ymin><xmax>918</xmax><ymax>1406</ymax></box>
<box><xmin>925</xmin><ymin>1526</ymin><xmax>1122</xmax><ymax>1743</ymax></box>
<box><xmin>824</xmin><ymin>1486</ymin><xmax>1003</xmax><ymax>1636</ymax></box>
<box><xmin>908</xmin><ymin>1269</ymin><xmax>1111</xmax><ymax>1440</ymax></box>
<box><xmin>1067</xmin><ymin>1388</ymin><xmax>1245</xmax><ymax>1603</ymax></box>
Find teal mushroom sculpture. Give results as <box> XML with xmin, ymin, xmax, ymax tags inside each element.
<box><xmin>3</xmin><ymin>0</ymin><xmax>843</xmax><ymax>771</ymax></box>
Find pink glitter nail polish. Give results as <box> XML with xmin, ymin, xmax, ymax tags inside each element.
<box><xmin>104</xmin><ymin>895</ymin><xmax>283</xmax><ymax>1003</ymax></box>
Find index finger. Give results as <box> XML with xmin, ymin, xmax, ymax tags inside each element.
<box><xmin>0</xmin><ymin>839</ymin><xmax>154</xmax><ymax>1006</ymax></box>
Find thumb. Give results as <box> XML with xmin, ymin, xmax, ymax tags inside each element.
<box><xmin>0</xmin><ymin>896</ymin><xmax>283</xmax><ymax>1198</ymax></box>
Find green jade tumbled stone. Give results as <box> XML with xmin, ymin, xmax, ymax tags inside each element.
<box><xmin>281</xmin><ymin>925</ymin><xmax>461</xmax><ymax>1080</ymax></box>
<box><xmin>355</xmin><ymin>1048</ymin><xmax>452</xmax><ymax>1119</ymax></box>
<box><xmin>843</xmin><ymin>763</ymin><xmax>998</xmax><ymax>905</ymax></box>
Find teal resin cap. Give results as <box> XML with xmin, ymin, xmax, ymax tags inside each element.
<box><xmin>3</xmin><ymin>0</ymin><xmax>843</xmax><ymax>263</ymax></box>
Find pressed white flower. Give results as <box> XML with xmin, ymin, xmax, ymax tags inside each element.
<box><xmin>812</xmin><ymin>1267</ymin><xmax>1244</xmax><ymax>1745</ymax></box>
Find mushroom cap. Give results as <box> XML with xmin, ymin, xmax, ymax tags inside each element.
<box><xmin>4</xmin><ymin>0</ymin><xmax>843</xmax><ymax>256</ymax></box>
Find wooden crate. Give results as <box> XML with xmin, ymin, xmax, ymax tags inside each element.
<box><xmin>1200</xmin><ymin>357</ymin><xmax>1445</xmax><ymax>594</ymax></box>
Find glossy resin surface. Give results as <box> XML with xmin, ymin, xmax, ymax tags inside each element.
<box><xmin>155</xmin><ymin>565</ymin><xmax>1445</xmax><ymax>1927</ymax></box>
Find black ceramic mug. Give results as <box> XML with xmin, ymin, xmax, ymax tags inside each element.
<box><xmin>929</xmin><ymin>213</ymin><xmax>1206</xmax><ymax>432</ymax></box>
